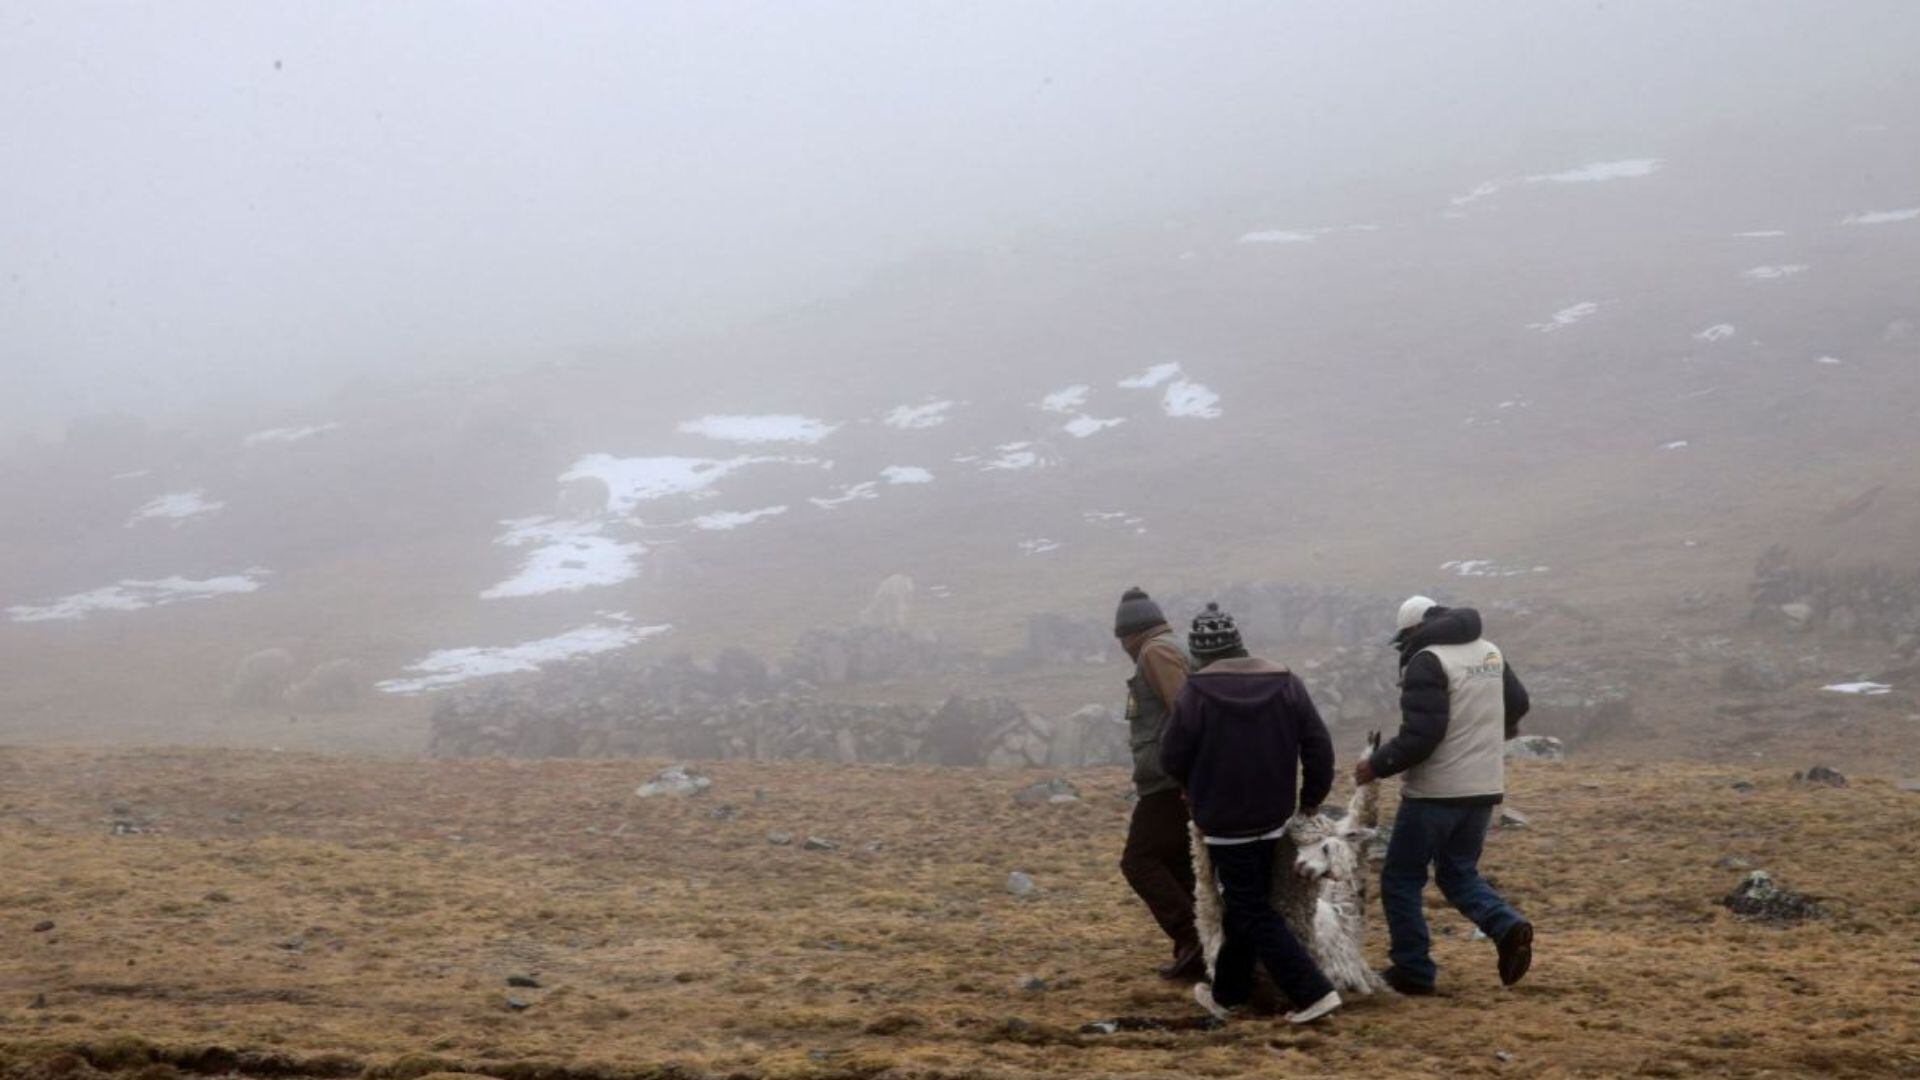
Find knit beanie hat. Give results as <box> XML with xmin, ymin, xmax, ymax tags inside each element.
<box><xmin>1113</xmin><ymin>586</ymin><xmax>1166</xmax><ymax>638</ymax></box>
<box><xmin>1188</xmin><ymin>602</ymin><xmax>1245</xmax><ymax>659</ymax></box>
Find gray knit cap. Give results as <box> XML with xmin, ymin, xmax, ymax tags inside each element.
<box><xmin>1113</xmin><ymin>586</ymin><xmax>1166</xmax><ymax>638</ymax></box>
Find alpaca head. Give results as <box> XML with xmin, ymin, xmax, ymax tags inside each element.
<box><xmin>1294</xmin><ymin>821</ymin><xmax>1376</xmax><ymax>882</ymax></box>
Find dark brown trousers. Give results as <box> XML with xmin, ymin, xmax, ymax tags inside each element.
<box><xmin>1120</xmin><ymin>789</ymin><xmax>1200</xmax><ymax>955</ymax></box>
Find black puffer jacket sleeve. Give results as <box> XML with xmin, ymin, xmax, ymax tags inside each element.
<box><xmin>1370</xmin><ymin>651</ymin><xmax>1450</xmax><ymax>778</ymax></box>
<box><xmin>1502</xmin><ymin>662</ymin><xmax>1530</xmax><ymax>738</ymax></box>
<box><xmin>1294</xmin><ymin>675</ymin><xmax>1335</xmax><ymax>812</ymax></box>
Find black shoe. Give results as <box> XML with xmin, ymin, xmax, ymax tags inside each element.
<box><xmin>1379</xmin><ymin>967</ymin><xmax>1435</xmax><ymax>996</ymax></box>
<box><xmin>1159</xmin><ymin>942</ymin><xmax>1206</xmax><ymax>982</ymax></box>
<box><xmin>1496</xmin><ymin>921</ymin><xmax>1534</xmax><ymax>987</ymax></box>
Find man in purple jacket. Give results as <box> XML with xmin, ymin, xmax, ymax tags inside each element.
<box><xmin>1161</xmin><ymin>603</ymin><xmax>1342</xmax><ymax>1025</ymax></box>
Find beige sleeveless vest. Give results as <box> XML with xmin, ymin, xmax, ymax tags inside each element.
<box><xmin>1402</xmin><ymin>638</ymin><xmax>1508</xmax><ymax>801</ymax></box>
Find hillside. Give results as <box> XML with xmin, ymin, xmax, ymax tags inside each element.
<box><xmin>2</xmin><ymin>116</ymin><xmax>1918</xmax><ymax>763</ymax></box>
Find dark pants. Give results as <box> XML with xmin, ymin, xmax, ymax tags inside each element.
<box><xmin>1380</xmin><ymin>799</ymin><xmax>1525</xmax><ymax>987</ymax></box>
<box><xmin>1120</xmin><ymin>790</ymin><xmax>1199</xmax><ymax>957</ymax></box>
<box><xmin>1209</xmin><ymin>838</ymin><xmax>1336</xmax><ymax>1010</ymax></box>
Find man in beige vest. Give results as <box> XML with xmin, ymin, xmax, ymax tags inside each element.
<box><xmin>1353</xmin><ymin>596</ymin><xmax>1533</xmax><ymax>994</ymax></box>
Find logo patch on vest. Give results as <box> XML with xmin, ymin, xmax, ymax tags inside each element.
<box><xmin>1463</xmin><ymin>651</ymin><xmax>1504</xmax><ymax>679</ymax></box>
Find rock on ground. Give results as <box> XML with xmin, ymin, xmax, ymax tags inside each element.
<box><xmin>1722</xmin><ymin>870</ymin><xmax>1823</xmax><ymax>923</ymax></box>
<box><xmin>636</xmin><ymin>765</ymin><xmax>711</xmax><ymax>798</ymax></box>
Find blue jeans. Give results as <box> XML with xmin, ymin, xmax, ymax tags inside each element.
<box><xmin>1380</xmin><ymin>799</ymin><xmax>1524</xmax><ymax>987</ymax></box>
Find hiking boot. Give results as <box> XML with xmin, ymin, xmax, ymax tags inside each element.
<box><xmin>1496</xmin><ymin>920</ymin><xmax>1534</xmax><ymax>986</ymax></box>
<box><xmin>1192</xmin><ymin>981</ymin><xmax>1238</xmax><ymax>1022</ymax></box>
<box><xmin>1286</xmin><ymin>990</ymin><xmax>1343</xmax><ymax>1025</ymax></box>
<box><xmin>1158</xmin><ymin>942</ymin><xmax>1206</xmax><ymax>982</ymax></box>
<box><xmin>1380</xmin><ymin>967</ymin><xmax>1436</xmax><ymax>996</ymax></box>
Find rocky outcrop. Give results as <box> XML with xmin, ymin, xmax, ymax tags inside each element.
<box><xmin>1750</xmin><ymin>543</ymin><xmax>1920</xmax><ymax>645</ymax></box>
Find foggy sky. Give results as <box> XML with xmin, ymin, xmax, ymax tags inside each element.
<box><xmin>4</xmin><ymin>1</ymin><xmax>1916</xmax><ymax>436</ymax></box>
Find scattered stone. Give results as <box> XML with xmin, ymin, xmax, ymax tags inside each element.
<box><xmin>1730</xmin><ymin>780</ymin><xmax>1756</xmax><ymax>793</ymax></box>
<box><xmin>505</xmin><ymin>995</ymin><xmax>531</xmax><ymax>1011</ymax></box>
<box><xmin>1080</xmin><ymin>1020</ymin><xmax>1119</xmax><ymax>1036</ymax></box>
<box><xmin>31</xmin><ymin>920</ymin><xmax>54</xmax><ymax>933</ymax></box>
<box><xmin>1013</xmin><ymin>777</ymin><xmax>1081</xmax><ymax>805</ymax></box>
<box><xmin>506</xmin><ymin>974</ymin><xmax>542</xmax><ymax>989</ymax></box>
<box><xmin>709</xmin><ymin>803</ymin><xmax>738</xmax><ymax>821</ymax></box>
<box><xmin>1505</xmin><ymin>735</ymin><xmax>1565</xmax><ymax>762</ymax></box>
<box><xmin>635</xmin><ymin>764</ymin><xmax>711</xmax><ymax>798</ymax></box>
<box><xmin>1722</xmin><ymin>870</ymin><xmax>1823</xmax><ymax>923</ymax></box>
<box><xmin>1496</xmin><ymin>1050</ymin><xmax>1516</xmax><ymax>1063</ymax></box>
<box><xmin>1019</xmin><ymin>975</ymin><xmax>1049</xmax><ymax>992</ymax></box>
<box><xmin>1780</xmin><ymin>602</ymin><xmax>1814</xmax><ymax>626</ymax></box>
<box><xmin>802</xmin><ymin>836</ymin><xmax>838</xmax><ymax>852</ymax></box>
<box><xmin>1792</xmin><ymin>765</ymin><xmax>1847</xmax><ymax>787</ymax></box>
<box><xmin>204</xmin><ymin>890</ymin><xmax>233</xmax><ymax>903</ymax></box>
<box><xmin>1715</xmin><ymin>855</ymin><xmax>1753</xmax><ymax>871</ymax></box>
<box><xmin>766</xmin><ymin>831</ymin><xmax>793</xmax><ymax>846</ymax></box>
<box><xmin>1497</xmin><ymin>808</ymin><xmax>1531</xmax><ymax>829</ymax></box>
<box><xmin>861</xmin><ymin>840</ymin><xmax>884</xmax><ymax>853</ymax></box>
<box><xmin>1469</xmin><ymin>928</ymin><xmax>1489</xmax><ymax>942</ymax></box>
<box><xmin>1006</xmin><ymin>871</ymin><xmax>1037</xmax><ymax>897</ymax></box>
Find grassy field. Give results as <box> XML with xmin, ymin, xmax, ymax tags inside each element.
<box><xmin>3</xmin><ymin>747</ymin><xmax>1918</xmax><ymax>1079</ymax></box>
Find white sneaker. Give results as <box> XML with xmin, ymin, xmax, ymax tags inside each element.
<box><xmin>1286</xmin><ymin>990</ymin><xmax>1343</xmax><ymax>1024</ymax></box>
<box><xmin>1192</xmin><ymin>981</ymin><xmax>1237</xmax><ymax>1022</ymax></box>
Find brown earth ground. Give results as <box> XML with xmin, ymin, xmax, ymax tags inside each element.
<box><xmin>4</xmin><ymin>748</ymin><xmax>1919</xmax><ymax>1079</ymax></box>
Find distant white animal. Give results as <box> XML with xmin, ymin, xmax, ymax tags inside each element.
<box><xmin>859</xmin><ymin>574</ymin><xmax>915</xmax><ymax>630</ymax></box>
<box><xmin>284</xmin><ymin>658</ymin><xmax>366</xmax><ymax>712</ymax></box>
<box><xmin>227</xmin><ymin>648</ymin><xmax>295</xmax><ymax>707</ymax></box>
<box><xmin>1192</xmin><ymin>732</ymin><xmax>1391</xmax><ymax>1000</ymax></box>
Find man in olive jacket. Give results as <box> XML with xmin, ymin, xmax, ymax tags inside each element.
<box><xmin>1113</xmin><ymin>586</ymin><xmax>1203</xmax><ymax>981</ymax></box>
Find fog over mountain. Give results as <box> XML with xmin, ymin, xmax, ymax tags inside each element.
<box><xmin>6</xmin><ymin>2</ymin><xmax>1917</xmax><ymax>434</ymax></box>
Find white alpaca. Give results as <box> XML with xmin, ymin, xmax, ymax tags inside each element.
<box><xmin>1192</xmin><ymin>733</ymin><xmax>1392</xmax><ymax>1001</ymax></box>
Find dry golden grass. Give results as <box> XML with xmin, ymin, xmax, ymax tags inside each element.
<box><xmin>3</xmin><ymin>747</ymin><xmax>1918</xmax><ymax>1079</ymax></box>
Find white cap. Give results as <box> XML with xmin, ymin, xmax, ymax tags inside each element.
<box><xmin>1395</xmin><ymin>595</ymin><xmax>1438</xmax><ymax>633</ymax></box>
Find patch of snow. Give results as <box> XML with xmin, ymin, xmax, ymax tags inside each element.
<box><xmin>8</xmin><ymin>570</ymin><xmax>268</xmax><ymax>623</ymax></box>
<box><xmin>1441</xmin><ymin>560</ymin><xmax>1547</xmax><ymax>579</ymax></box>
<box><xmin>1662</xmin><ymin>440</ymin><xmax>1691</xmax><ymax>451</ymax></box>
<box><xmin>1527</xmin><ymin>159</ymin><xmax>1663</xmax><ymax>184</ymax></box>
<box><xmin>1454</xmin><ymin>159</ymin><xmax>1662</xmax><ymax>207</ymax></box>
<box><xmin>974</xmin><ymin>442</ymin><xmax>1050</xmax><ymax>472</ymax></box>
<box><xmin>126</xmin><ymin>490</ymin><xmax>224</xmax><ymax>528</ymax></box>
<box><xmin>881</xmin><ymin>466</ymin><xmax>934</xmax><ymax>485</ymax></box>
<box><xmin>691</xmin><ymin>506</ymin><xmax>788</xmax><ymax>530</ymax></box>
<box><xmin>1119</xmin><ymin>362</ymin><xmax>1183</xmax><ymax>390</ymax></box>
<box><xmin>1018</xmin><ymin>538</ymin><xmax>1062</xmax><ymax>555</ymax></box>
<box><xmin>1063</xmin><ymin>415</ymin><xmax>1126</xmax><ymax>438</ymax></box>
<box><xmin>1085</xmin><ymin>510</ymin><xmax>1147</xmax><ymax>535</ymax></box>
<box><xmin>482</xmin><ymin>518</ymin><xmax>644</xmax><ymax>599</ymax></box>
<box><xmin>1694</xmin><ymin>324</ymin><xmax>1736</xmax><ymax>343</ymax></box>
<box><xmin>1841</xmin><ymin>208</ymin><xmax>1920</xmax><ymax>226</ymax></box>
<box><xmin>1529</xmin><ymin>301</ymin><xmax>1600</xmax><ymax>333</ymax></box>
<box><xmin>882</xmin><ymin>401</ymin><xmax>954</xmax><ymax>430</ymax></box>
<box><xmin>1162</xmin><ymin>380</ymin><xmax>1222</xmax><ymax>419</ymax></box>
<box><xmin>810</xmin><ymin>482</ymin><xmax>879</xmax><ymax>509</ymax></box>
<box><xmin>1040</xmin><ymin>385</ymin><xmax>1091</xmax><ymax>413</ymax></box>
<box><xmin>1733</xmin><ymin>230</ymin><xmax>1786</xmax><ymax>238</ymax></box>
<box><xmin>1822</xmin><ymin>681</ymin><xmax>1891</xmax><ymax>696</ymax></box>
<box><xmin>677</xmin><ymin>414</ymin><xmax>838</xmax><ymax>444</ymax></box>
<box><xmin>1238</xmin><ymin>229</ymin><xmax>1317</xmax><ymax>244</ymax></box>
<box><xmin>561</xmin><ymin>454</ymin><xmax>819</xmax><ymax>515</ymax></box>
<box><xmin>1814</xmin><ymin>356</ymin><xmax>1843</xmax><ymax>366</ymax></box>
<box><xmin>244</xmin><ymin>422</ymin><xmax>340</xmax><ymax>446</ymax></box>
<box><xmin>1743</xmin><ymin>265</ymin><xmax>1808</xmax><ymax>281</ymax></box>
<box><xmin>377</xmin><ymin>620</ymin><xmax>670</xmax><ymax>694</ymax></box>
